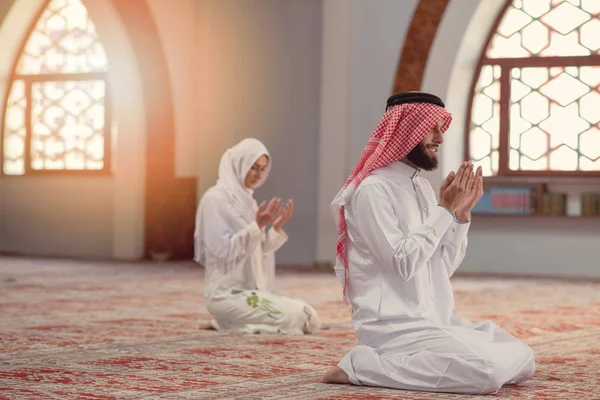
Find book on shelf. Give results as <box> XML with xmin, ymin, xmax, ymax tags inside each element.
<box><xmin>472</xmin><ymin>186</ymin><xmax>533</xmax><ymax>215</ymax></box>
<box><xmin>581</xmin><ymin>193</ymin><xmax>599</xmax><ymax>216</ymax></box>
<box><xmin>541</xmin><ymin>193</ymin><xmax>566</xmax><ymax>216</ymax></box>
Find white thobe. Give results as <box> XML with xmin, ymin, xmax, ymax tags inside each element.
<box><xmin>197</xmin><ymin>187</ymin><xmax>320</xmax><ymax>335</ymax></box>
<box><xmin>337</xmin><ymin>162</ymin><xmax>535</xmax><ymax>394</ymax></box>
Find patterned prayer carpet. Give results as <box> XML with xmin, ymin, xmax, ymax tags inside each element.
<box><xmin>1</xmin><ymin>257</ymin><xmax>599</xmax><ymax>399</ymax></box>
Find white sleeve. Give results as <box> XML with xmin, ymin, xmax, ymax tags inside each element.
<box><xmin>438</xmin><ymin>219</ymin><xmax>470</xmax><ymax>277</ymax></box>
<box><xmin>199</xmin><ymin>195</ymin><xmax>263</xmax><ymax>262</ymax></box>
<box><xmin>351</xmin><ymin>184</ymin><xmax>454</xmax><ymax>281</ymax></box>
<box><xmin>263</xmin><ymin>228</ymin><xmax>288</xmax><ymax>254</ymax></box>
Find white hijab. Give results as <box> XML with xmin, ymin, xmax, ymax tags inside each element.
<box><xmin>194</xmin><ymin>138</ymin><xmax>271</xmax><ymax>264</ymax></box>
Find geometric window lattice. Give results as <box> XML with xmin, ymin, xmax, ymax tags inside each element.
<box><xmin>509</xmin><ymin>66</ymin><xmax>600</xmax><ymax>172</ymax></box>
<box><xmin>469</xmin><ymin>65</ymin><xmax>502</xmax><ymax>176</ymax></box>
<box><xmin>468</xmin><ymin>0</ymin><xmax>600</xmax><ymax>176</ymax></box>
<box><xmin>487</xmin><ymin>0</ymin><xmax>600</xmax><ymax>58</ymax></box>
<box><xmin>2</xmin><ymin>0</ymin><xmax>110</xmax><ymax>175</ymax></box>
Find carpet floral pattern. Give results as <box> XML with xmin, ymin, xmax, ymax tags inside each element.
<box><xmin>1</xmin><ymin>257</ymin><xmax>599</xmax><ymax>399</ymax></box>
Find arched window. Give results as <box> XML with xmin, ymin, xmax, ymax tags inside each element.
<box><xmin>468</xmin><ymin>0</ymin><xmax>600</xmax><ymax>177</ymax></box>
<box><xmin>1</xmin><ymin>0</ymin><xmax>110</xmax><ymax>175</ymax></box>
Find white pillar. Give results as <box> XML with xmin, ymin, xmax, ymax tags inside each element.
<box><xmin>315</xmin><ymin>0</ymin><xmax>355</xmax><ymax>264</ymax></box>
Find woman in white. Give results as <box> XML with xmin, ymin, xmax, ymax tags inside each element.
<box><xmin>194</xmin><ymin>138</ymin><xmax>321</xmax><ymax>335</ymax></box>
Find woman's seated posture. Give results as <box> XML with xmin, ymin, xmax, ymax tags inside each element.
<box><xmin>194</xmin><ymin>138</ymin><xmax>320</xmax><ymax>335</ymax></box>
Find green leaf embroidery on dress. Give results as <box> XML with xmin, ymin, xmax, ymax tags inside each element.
<box><xmin>258</xmin><ymin>297</ymin><xmax>283</xmax><ymax>319</ymax></box>
<box><xmin>231</xmin><ymin>290</ymin><xmax>283</xmax><ymax>319</ymax></box>
<box><xmin>247</xmin><ymin>295</ymin><xmax>259</xmax><ymax>308</ymax></box>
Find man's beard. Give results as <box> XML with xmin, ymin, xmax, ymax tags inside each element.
<box><xmin>405</xmin><ymin>143</ymin><xmax>438</xmax><ymax>171</ymax></box>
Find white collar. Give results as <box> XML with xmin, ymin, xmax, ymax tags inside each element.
<box><xmin>379</xmin><ymin>161</ymin><xmax>421</xmax><ymax>180</ymax></box>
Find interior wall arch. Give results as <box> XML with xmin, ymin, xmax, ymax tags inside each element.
<box><xmin>0</xmin><ymin>0</ymin><xmax>192</xmax><ymax>260</ymax></box>
<box><xmin>0</xmin><ymin>0</ymin><xmax>44</xmax><ymax>150</ymax></box>
<box><xmin>109</xmin><ymin>0</ymin><xmax>195</xmax><ymax>260</ymax></box>
<box><xmin>0</xmin><ymin>0</ymin><xmax>148</xmax><ymax>259</ymax></box>
<box><xmin>392</xmin><ymin>0</ymin><xmax>449</xmax><ymax>94</ymax></box>
<box><xmin>420</xmin><ymin>0</ymin><xmax>505</xmax><ymax>189</ymax></box>
<box><xmin>86</xmin><ymin>0</ymin><xmax>148</xmax><ymax>259</ymax></box>
<box><xmin>416</xmin><ymin>0</ymin><xmax>600</xmax><ymax>278</ymax></box>
<box><xmin>392</xmin><ymin>0</ymin><xmax>505</xmax><ymax>189</ymax></box>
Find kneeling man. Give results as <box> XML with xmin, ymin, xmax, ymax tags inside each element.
<box><xmin>323</xmin><ymin>92</ymin><xmax>535</xmax><ymax>395</ymax></box>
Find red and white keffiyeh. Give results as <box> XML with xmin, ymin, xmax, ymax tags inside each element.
<box><xmin>330</xmin><ymin>102</ymin><xmax>452</xmax><ymax>304</ymax></box>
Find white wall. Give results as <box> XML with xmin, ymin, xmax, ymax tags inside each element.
<box><xmin>146</xmin><ymin>0</ymin><xmax>197</xmax><ymax>179</ymax></box>
<box><xmin>152</xmin><ymin>0</ymin><xmax>323</xmax><ymax>264</ymax></box>
<box><xmin>316</xmin><ymin>0</ymin><xmax>418</xmax><ymax>261</ymax></box>
<box><xmin>153</xmin><ymin>0</ymin><xmax>419</xmax><ymax>266</ymax></box>
<box><xmin>0</xmin><ymin>0</ymin><xmax>146</xmax><ymax>260</ymax></box>
<box><xmin>423</xmin><ymin>0</ymin><xmax>600</xmax><ymax>278</ymax></box>
<box><xmin>349</xmin><ymin>0</ymin><xmax>419</xmax><ymax>168</ymax></box>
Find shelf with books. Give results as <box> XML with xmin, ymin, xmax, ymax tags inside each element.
<box><xmin>472</xmin><ymin>182</ymin><xmax>542</xmax><ymax>217</ymax></box>
<box><xmin>538</xmin><ymin>191</ymin><xmax>600</xmax><ymax>218</ymax></box>
<box><xmin>472</xmin><ymin>180</ymin><xmax>600</xmax><ymax>218</ymax></box>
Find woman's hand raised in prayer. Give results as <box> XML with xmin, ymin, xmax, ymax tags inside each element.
<box><xmin>273</xmin><ymin>199</ymin><xmax>294</xmax><ymax>232</ymax></box>
<box><xmin>438</xmin><ymin>161</ymin><xmax>476</xmax><ymax>214</ymax></box>
<box><xmin>256</xmin><ymin>198</ymin><xmax>282</xmax><ymax>228</ymax></box>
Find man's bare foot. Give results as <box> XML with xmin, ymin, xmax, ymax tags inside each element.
<box><xmin>322</xmin><ymin>365</ymin><xmax>351</xmax><ymax>384</ymax></box>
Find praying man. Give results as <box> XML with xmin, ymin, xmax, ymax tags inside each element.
<box><xmin>322</xmin><ymin>92</ymin><xmax>535</xmax><ymax>395</ymax></box>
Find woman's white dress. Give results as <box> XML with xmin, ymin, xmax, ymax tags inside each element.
<box><xmin>194</xmin><ymin>138</ymin><xmax>320</xmax><ymax>335</ymax></box>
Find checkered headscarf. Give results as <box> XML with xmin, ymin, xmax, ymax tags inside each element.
<box><xmin>330</xmin><ymin>99</ymin><xmax>452</xmax><ymax>304</ymax></box>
